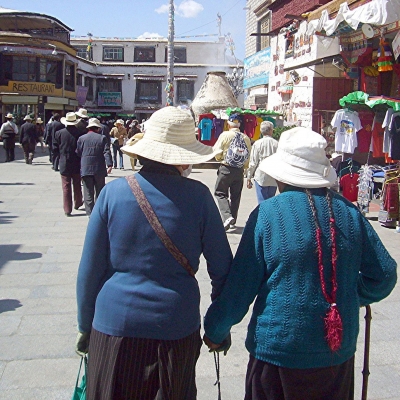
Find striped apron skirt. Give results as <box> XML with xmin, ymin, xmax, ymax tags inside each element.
<box><xmin>86</xmin><ymin>327</ymin><xmax>202</xmax><ymax>400</ymax></box>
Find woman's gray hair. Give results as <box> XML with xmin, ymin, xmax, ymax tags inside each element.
<box><xmin>260</xmin><ymin>121</ymin><xmax>274</xmax><ymax>135</ymax></box>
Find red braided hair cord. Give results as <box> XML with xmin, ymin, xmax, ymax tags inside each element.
<box><xmin>307</xmin><ymin>190</ymin><xmax>343</xmax><ymax>352</ymax></box>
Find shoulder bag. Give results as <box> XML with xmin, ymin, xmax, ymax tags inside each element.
<box><xmin>125</xmin><ymin>175</ymin><xmax>196</xmax><ymax>278</ymax></box>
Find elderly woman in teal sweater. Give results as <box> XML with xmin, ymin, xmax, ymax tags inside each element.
<box><xmin>204</xmin><ymin>127</ymin><xmax>397</xmax><ymax>400</ymax></box>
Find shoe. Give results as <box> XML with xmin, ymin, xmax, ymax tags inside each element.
<box><xmin>224</xmin><ymin>217</ymin><xmax>235</xmax><ymax>231</ymax></box>
<box><xmin>65</xmin><ymin>212</ymin><xmax>71</xmax><ymax>217</ymax></box>
<box><xmin>120</xmin><ymin>167</ymin><xmax>124</xmax><ymax>170</ymax></box>
<box><xmin>74</xmin><ymin>203</ymin><xmax>83</xmax><ymax>210</ymax></box>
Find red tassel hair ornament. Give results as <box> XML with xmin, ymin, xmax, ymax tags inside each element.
<box><xmin>306</xmin><ymin>190</ymin><xmax>343</xmax><ymax>352</ymax></box>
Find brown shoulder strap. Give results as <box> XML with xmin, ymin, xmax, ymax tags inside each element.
<box><xmin>125</xmin><ymin>175</ymin><xmax>196</xmax><ymax>277</ymax></box>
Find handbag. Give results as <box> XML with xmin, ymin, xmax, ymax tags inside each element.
<box><xmin>110</xmin><ymin>137</ymin><xmax>118</xmax><ymax>145</ymax></box>
<box><xmin>72</xmin><ymin>356</ymin><xmax>87</xmax><ymax>400</ymax></box>
<box><xmin>125</xmin><ymin>175</ymin><xmax>196</xmax><ymax>277</ymax></box>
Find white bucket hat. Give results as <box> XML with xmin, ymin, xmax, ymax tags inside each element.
<box><xmin>114</xmin><ymin>119</ymin><xmax>124</xmax><ymax>126</ymax></box>
<box><xmin>87</xmin><ymin>118</ymin><xmax>102</xmax><ymax>129</ymax></box>
<box><xmin>259</xmin><ymin>127</ymin><xmax>337</xmax><ymax>188</ymax></box>
<box><xmin>36</xmin><ymin>117</ymin><xmax>44</xmax><ymax>124</ymax></box>
<box><xmin>23</xmin><ymin>115</ymin><xmax>32</xmax><ymax>121</ymax></box>
<box><xmin>61</xmin><ymin>112</ymin><xmax>79</xmax><ymax>126</ymax></box>
<box><xmin>75</xmin><ymin>108</ymin><xmax>89</xmax><ymax>119</ymax></box>
<box><xmin>121</xmin><ymin>106</ymin><xmax>221</xmax><ymax>165</ymax></box>
<box><xmin>6</xmin><ymin>113</ymin><xmax>13</xmax><ymax>119</ymax></box>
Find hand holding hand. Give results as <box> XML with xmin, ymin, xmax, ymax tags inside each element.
<box><xmin>203</xmin><ymin>333</ymin><xmax>231</xmax><ymax>356</ymax></box>
<box><xmin>247</xmin><ymin>179</ymin><xmax>253</xmax><ymax>189</ymax></box>
<box><xmin>75</xmin><ymin>331</ymin><xmax>90</xmax><ymax>357</ymax></box>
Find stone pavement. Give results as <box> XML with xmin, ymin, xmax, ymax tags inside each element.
<box><xmin>0</xmin><ymin>144</ymin><xmax>399</xmax><ymax>400</ymax></box>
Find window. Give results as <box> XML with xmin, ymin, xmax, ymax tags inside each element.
<box><xmin>135</xmin><ymin>81</ymin><xmax>161</xmax><ymax>103</ymax></box>
<box><xmin>97</xmin><ymin>78</ymin><xmax>121</xmax><ymax>93</ymax></box>
<box><xmin>85</xmin><ymin>77</ymin><xmax>94</xmax><ymax>100</ymax></box>
<box><xmin>134</xmin><ymin>47</ymin><xmax>155</xmax><ymax>62</ymax></box>
<box><xmin>257</xmin><ymin>14</ymin><xmax>271</xmax><ymax>51</ymax></box>
<box><xmin>103</xmin><ymin>47</ymin><xmax>124</xmax><ymax>61</ymax></box>
<box><xmin>164</xmin><ymin>47</ymin><xmax>187</xmax><ymax>63</ymax></box>
<box><xmin>177</xmin><ymin>81</ymin><xmax>194</xmax><ymax>103</ymax></box>
<box><xmin>77</xmin><ymin>73</ymin><xmax>83</xmax><ymax>86</ymax></box>
<box><xmin>39</xmin><ymin>59</ymin><xmax>58</xmax><ymax>84</ymax></box>
<box><xmin>64</xmin><ymin>62</ymin><xmax>75</xmax><ymax>91</ymax></box>
<box><xmin>75</xmin><ymin>46</ymin><xmax>93</xmax><ymax>60</ymax></box>
<box><xmin>12</xmin><ymin>56</ymin><xmax>36</xmax><ymax>81</ymax></box>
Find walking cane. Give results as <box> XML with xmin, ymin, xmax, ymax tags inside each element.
<box><xmin>214</xmin><ymin>352</ymin><xmax>222</xmax><ymax>400</ymax></box>
<box><xmin>361</xmin><ymin>305</ymin><xmax>372</xmax><ymax>400</ymax></box>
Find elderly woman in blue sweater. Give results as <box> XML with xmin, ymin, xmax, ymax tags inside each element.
<box><xmin>204</xmin><ymin>127</ymin><xmax>397</xmax><ymax>400</ymax></box>
<box><xmin>75</xmin><ymin>106</ymin><xmax>232</xmax><ymax>400</ymax></box>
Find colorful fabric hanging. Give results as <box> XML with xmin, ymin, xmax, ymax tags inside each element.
<box><xmin>377</xmin><ymin>38</ymin><xmax>393</xmax><ymax>72</ymax></box>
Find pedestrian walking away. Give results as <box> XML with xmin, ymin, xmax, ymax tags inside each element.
<box><xmin>76</xmin><ymin>118</ymin><xmax>113</xmax><ymax>216</ymax></box>
<box><xmin>75</xmin><ymin>108</ymin><xmax>89</xmax><ymax>135</ymax></box>
<box><xmin>53</xmin><ymin>112</ymin><xmax>83</xmax><ymax>216</ymax></box>
<box><xmin>46</xmin><ymin>113</ymin><xmax>64</xmax><ymax>170</ymax></box>
<box><xmin>35</xmin><ymin>117</ymin><xmax>46</xmax><ymax>152</ymax></box>
<box><xmin>247</xmin><ymin>121</ymin><xmax>278</xmax><ymax>204</ymax></box>
<box><xmin>0</xmin><ymin>113</ymin><xmax>18</xmax><ymax>162</ymax></box>
<box><xmin>204</xmin><ymin>127</ymin><xmax>397</xmax><ymax>400</ymax></box>
<box><xmin>213</xmin><ymin>114</ymin><xmax>251</xmax><ymax>231</ymax></box>
<box><xmin>19</xmin><ymin>115</ymin><xmax>38</xmax><ymax>164</ymax></box>
<box><xmin>76</xmin><ymin>106</ymin><xmax>232</xmax><ymax>400</ymax></box>
<box><xmin>110</xmin><ymin>119</ymin><xmax>127</xmax><ymax>169</ymax></box>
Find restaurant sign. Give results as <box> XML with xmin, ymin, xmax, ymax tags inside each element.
<box><xmin>9</xmin><ymin>81</ymin><xmax>56</xmax><ymax>95</ymax></box>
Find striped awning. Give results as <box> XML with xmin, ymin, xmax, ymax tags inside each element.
<box><xmin>134</xmin><ymin>75</ymin><xmax>165</xmax><ymax>81</ymax></box>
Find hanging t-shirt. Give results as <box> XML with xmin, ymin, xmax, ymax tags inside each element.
<box><xmin>198</xmin><ymin>118</ymin><xmax>213</xmax><ymax>141</ymax></box>
<box><xmin>356</xmin><ymin>111</ymin><xmax>374</xmax><ymax>153</ymax></box>
<box><xmin>371</xmin><ymin>110</ymin><xmax>386</xmax><ymax>158</ymax></box>
<box><xmin>389</xmin><ymin>115</ymin><xmax>400</xmax><ymax>160</ymax></box>
<box><xmin>212</xmin><ymin>118</ymin><xmax>225</xmax><ymax>138</ymax></box>
<box><xmin>382</xmin><ymin>108</ymin><xmax>395</xmax><ymax>153</ymax></box>
<box><xmin>341</xmin><ymin>173</ymin><xmax>360</xmax><ymax>202</ymax></box>
<box><xmin>252</xmin><ymin>117</ymin><xmax>264</xmax><ymax>140</ymax></box>
<box><xmin>243</xmin><ymin>114</ymin><xmax>258</xmax><ymax>138</ymax></box>
<box><xmin>331</xmin><ymin>109</ymin><xmax>362</xmax><ymax>153</ymax></box>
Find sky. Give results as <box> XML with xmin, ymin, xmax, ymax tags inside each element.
<box><xmin>2</xmin><ymin>0</ymin><xmax>248</xmax><ymax>60</ymax></box>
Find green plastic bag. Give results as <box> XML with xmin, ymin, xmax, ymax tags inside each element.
<box><xmin>72</xmin><ymin>356</ymin><xmax>87</xmax><ymax>400</ymax></box>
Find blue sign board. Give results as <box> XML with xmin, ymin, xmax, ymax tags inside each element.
<box><xmin>243</xmin><ymin>47</ymin><xmax>271</xmax><ymax>89</ymax></box>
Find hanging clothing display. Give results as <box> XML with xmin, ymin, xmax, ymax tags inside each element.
<box><xmin>370</xmin><ymin>110</ymin><xmax>386</xmax><ymax>158</ymax></box>
<box><xmin>389</xmin><ymin>115</ymin><xmax>400</xmax><ymax>160</ymax></box>
<box><xmin>212</xmin><ymin>118</ymin><xmax>225</xmax><ymax>138</ymax></box>
<box><xmin>357</xmin><ymin>165</ymin><xmax>375</xmax><ymax>214</ymax></box>
<box><xmin>378</xmin><ymin>167</ymin><xmax>400</xmax><ymax>227</ymax></box>
<box><xmin>356</xmin><ymin>111</ymin><xmax>374</xmax><ymax>153</ymax></box>
<box><xmin>198</xmin><ymin>118</ymin><xmax>213</xmax><ymax>141</ymax></box>
<box><xmin>341</xmin><ymin>173</ymin><xmax>360</xmax><ymax>202</ymax></box>
<box><xmin>331</xmin><ymin>109</ymin><xmax>362</xmax><ymax>153</ymax></box>
<box><xmin>253</xmin><ymin>117</ymin><xmax>264</xmax><ymax>141</ymax></box>
<box><xmin>243</xmin><ymin>114</ymin><xmax>258</xmax><ymax>138</ymax></box>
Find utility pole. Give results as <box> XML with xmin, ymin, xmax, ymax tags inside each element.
<box><xmin>166</xmin><ymin>0</ymin><xmax>175</xmax><ymax>106</ymax></box>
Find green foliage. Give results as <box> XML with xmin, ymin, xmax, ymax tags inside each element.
<box><xmin>272</xmin><ymin>125</ymin><xmax>297</xmax><ymax>141</ymax></box>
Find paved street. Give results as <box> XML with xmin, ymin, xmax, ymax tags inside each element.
<box><xmin>0</xmin><ymin>144</ymin><xmax>399</xmax><ymax>400</ymax></box>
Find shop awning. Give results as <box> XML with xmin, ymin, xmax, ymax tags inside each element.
<box><xmin>339</xmin><ymin>91</ymin><xmax>400</xmax><ymax>111</ymax></box>
<box><xmin>133</xmin><ymin>75</ymin><xmax>165</xmax><ymax>81</ymax></box>
<box><xmin>226</xmin><ymin>107</ymin><xmax>282</xmax><ymax>116</ymax></box>
<box><xmin>174</xmin><ymin>75</ymin><xmax>197</xmax><ymax>81</ymax></box>
<box><xmin>308</xmin><ymin>0</ymin><xmax>400</xmax><ymax>36</ymax></box>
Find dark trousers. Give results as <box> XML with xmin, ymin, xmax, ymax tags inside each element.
<box><xmin>112</xmin><ymin>143</ymin><xmax>124</xmax><ymax>168</ymax></box>
<box><xmin>22</xmin><ymin>142</ymin><xmax>35</xmax><ymax>164</ymax></box>
<box><xmin>3</xmin><ymin>137</ymin><xmax>15</xmax><ymax>162</ymax></box>
<box><xmin>87</xmin><ymin>327</ymin><xmax>202</xmax><ymax>400</ymax></box>
<box><xmin>82</xmin><ymin>174</ymin><xmax>106</xmax><ymax>216</ymax></box>
<box><xmin>214</xmin><ymin>164</ymin><xmax>244</xmax><ymax>223</ymax></box>
<box><xmin>60</xmin><ymin>173</ymin><xmax>83</xmax><ymax>214</ymax></box>
<box><xmin>53</xmin><ymin>154</ymin><xmax>60</xmax><ymax>171</ymax></box>
<box><xmin>245</xmin><ymin>354</ymin><xmax>355</xmax><ymax>400</ymax></box>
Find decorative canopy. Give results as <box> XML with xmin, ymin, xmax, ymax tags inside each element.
<box><xmin>339</xmin><ymin>91</ymin><xmax>400</xmax><ymax>111</ymax></box>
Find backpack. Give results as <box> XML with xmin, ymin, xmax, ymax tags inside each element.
<box><xmin>225</xmin><ymin>132</ymin><xmax>249</xmax><ymax>168</ymax></box>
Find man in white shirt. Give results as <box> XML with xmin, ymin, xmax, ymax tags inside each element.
<box><xmin>246</xmin><ymin>121</ymin><xmax>278</xmax><ymax>203</ymax></box>
<box><xmin>0</xmin><ymin>113</ymin><xmax>19</xmax><ymax>162</ymax></box>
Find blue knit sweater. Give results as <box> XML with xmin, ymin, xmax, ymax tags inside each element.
<box><xmin>204</xmin><ymin>187</ymin><xmax>397</xmax><ymax>369</ymax></box>
<box><xmin>77</xmin><ymin>171</ymin><xmax>232</xmax><ymax>340</ymax></box>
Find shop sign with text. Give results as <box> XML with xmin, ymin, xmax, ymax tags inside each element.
<box><xmin>9</xmin><ymin>81</ymin><xmax>56</xmax><ymax>95</ymax></box>
<box><xmin>98</xmin><ymin>92</ymin><xmax>122</xmax><ymax>107</ymax></box>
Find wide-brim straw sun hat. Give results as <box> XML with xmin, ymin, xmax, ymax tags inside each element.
<box><xmin>36</xmin><ymin>118</ymin><xmax>44</xmax><ymax>124</ymax></box>
<box><xmin>87</xmin><ymin>118</ymin><xmax>102</xmax><ymax>129</ymax></box>
<box><xmin>23</xmin><ymin>115</ymin><xmax>32</xmax><ymax>121</ymax></box>
<box><xmin>75</xmin><ymin>108</ymin><xmax>88</xmax><ymax>118</ymax></box>
<box><xmin>114</xmin><ymin>119</ymin><xmax>124</xmax><ymax>126</ymax></box>
<box><xmin>6</xmin><ymin>113</ymin><xmax>13</xmax><ymax>119</ymax></box>
<box><xmin>61</xmin><ymin>112</ymin><xmax>79</xmax><ymax>126</ymax></box>
<box><xmin>259</xmin><ymin>127</ymin><xmax>337</xmax><ymax>188</ymax></box>
<box><xmin>121</xmin><ymin>106</ymin><xmax>221</xmax><ymax>165</ymax></box>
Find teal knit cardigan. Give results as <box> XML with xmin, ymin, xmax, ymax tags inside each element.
<box><xmin>204</xmin><ymin>187</ymin><xmax>397</xmax><ymax>369</ymax></box>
